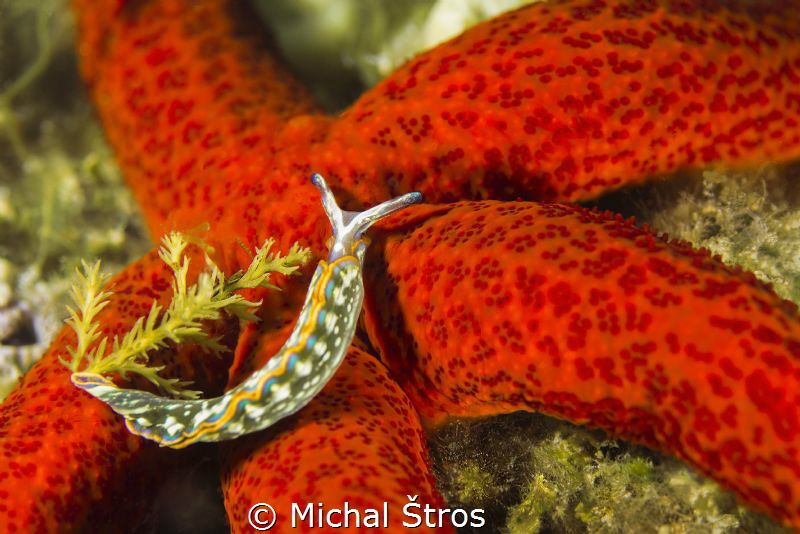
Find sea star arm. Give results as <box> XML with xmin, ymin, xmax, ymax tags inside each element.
<box><xmin>72</xmin><ymin>0</ymin><xmax>327</xmax><ymax>239</ymax></box>
<box><xmin>321</xmin><ymin>0</ymin><xmax>800</xmax><ymax>205</ymax></box>
<box><xmin>361</xmin><ymin>201</ymin><xmax>800</xmax><ymax>528</ymax></box>
<box><xmin>0</xmin><ymin>247</ymin><xmax>235</xmax><ymax>531</ymax></box>
<box><xmin>221</xmin><ymin>342</ymin><xmax>452</xmax><ymax>533</ymax></box>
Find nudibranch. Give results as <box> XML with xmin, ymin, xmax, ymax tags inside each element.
<box><xmin>70</xmin><ymin>174</ymin><xmax>422</xmax><ymax>448</ymax></box>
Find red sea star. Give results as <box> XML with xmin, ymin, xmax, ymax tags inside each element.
<box><xmin>1</xmin><ymin>0</ymin><xmax>800</xmax><ymax>531</ymax></box>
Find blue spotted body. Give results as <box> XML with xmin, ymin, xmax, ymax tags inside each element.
<box><xmin>71</xmin><ymin>174</ymin><xmax>422</xmax><ymax>448</ymax></box>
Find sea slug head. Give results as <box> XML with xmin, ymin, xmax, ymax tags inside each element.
<box><xmin>311</xmin><ymin>173</ymin><xmax>422</xmax><ymax>263</ymax></box>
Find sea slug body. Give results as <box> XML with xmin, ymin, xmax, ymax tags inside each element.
<box><xmin>71</xmin><ymin>174</ymin><xmax>422</xmax><ymax>448</ymax></box>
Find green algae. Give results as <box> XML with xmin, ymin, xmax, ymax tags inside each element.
<box><xmin>64</xmin><ymin>235</ymin><xmax>309</xmax><ymax>397</ymax></box>
<box><xmin>634</xmin><ymin>166</ymin><xmax>800</xmax><ymax>304</ymax></box>
<box><xmin>431</xmin><ymin>413</ymin><xmax>789</xmax><ymax>533</ymax></box>
<box><xmin>0</xmin><ymin>0</ymin><xmax>150</xmax><ymax>398</ymax></box>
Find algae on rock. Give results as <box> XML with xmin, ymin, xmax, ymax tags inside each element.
<box><xmin>0</xmin><ymin>0</ymin><xmax>150</xmax><ymax>399</ymax></box>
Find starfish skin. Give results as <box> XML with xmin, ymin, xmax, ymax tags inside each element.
<box><xmin>0</xmin><ymin>248</ymin><xmax>235</xmax><ymax>531</ymax></box>
<box><xmin>363</xmin><ymin>201</ymin><xmax>800</xmax><ymax>524</ymax></box>
<box><xmin>0</xmin><ymin>0</ymin><xmax>799</xmax><ymax>532</ymax></box>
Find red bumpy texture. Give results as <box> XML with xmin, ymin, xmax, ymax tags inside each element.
<box><xmin>0</xmin><ymin>248</ymin><xmax>233</xmax><ymax>532</ymax></box>
<box><xmin>363</xmin><ymin>201</ymin><xmax>800</xmax><ymax>526</ymax></box>
<box><xmin>0</xmin><ymin>0</ymin><xmax>799</xmax><ymax>531</ymax></box>
<box><xmin>327</xmin><ymin>0</ymin><xmax>800</xmax><ymax>203</ymax></box>
<box><xmin>223</xmin><ymin>343</ymin><xmax>444</xmax><ymax>534</ymax></box>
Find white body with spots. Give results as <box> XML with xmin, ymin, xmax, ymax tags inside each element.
<box><xmin>71</xmin><ymin>174</ymin><xmax>422</xmax><ymax>448</ymax></box>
